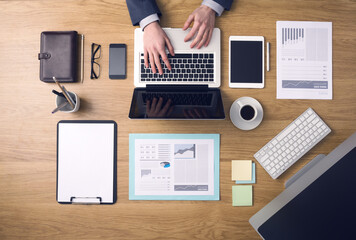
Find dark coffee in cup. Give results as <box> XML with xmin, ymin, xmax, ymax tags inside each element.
<box><xmin>240</xmin><ymin>105</ymin><xmax>255</xmax><ymax>121</ymax></box>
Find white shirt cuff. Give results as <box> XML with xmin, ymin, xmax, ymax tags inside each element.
<box><xmin>139</xmin><ymin>14</ymin><xmax>160</xmax><ymax>30</ymax></box>
<box><xmin>202</xmin><ymin>0</ymin><xmax>224</xmax><ymax>16</ymax></box>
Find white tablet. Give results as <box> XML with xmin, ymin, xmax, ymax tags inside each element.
<box><xmin>229</xmin><ymin>36</ymin><xmax>264</xmax><ymax>88</ymax></box>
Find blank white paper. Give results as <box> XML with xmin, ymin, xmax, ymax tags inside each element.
<box><xmin>57</xmin><ymin>123</ymin><xmax>115</xmax><ymax>203</ymax></box>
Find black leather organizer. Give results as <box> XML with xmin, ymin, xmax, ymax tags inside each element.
<box><xmin>38</xmin><ymin>31</ymin><xmax>79</xmax><ymax>83</ymax></box>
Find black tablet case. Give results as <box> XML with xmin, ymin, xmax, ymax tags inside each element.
<box><xmin>38</xmin><ymin>31</ymin><xmax>78</xmax><ymax>83</ymax></box>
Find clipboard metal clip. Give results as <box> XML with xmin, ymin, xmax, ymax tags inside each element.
<box><xmin>70</xmin><ymin>197</ymin><xmax>102</xmax><ymax>204</ymax></box>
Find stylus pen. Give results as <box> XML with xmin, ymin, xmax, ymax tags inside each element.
<box><xmin>267</xmin><ymin>42</ymin><xmax>270</xmax><ymax>72</ymax></box>
<box><xmin>81</xmin><ymin>34</ymin><xmax>84</xmax><ymax>83</ymax></box>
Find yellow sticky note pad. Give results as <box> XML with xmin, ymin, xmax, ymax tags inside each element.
<box><xmin>232</xmin><ymin>160</ymin><xmax>252</xmax><ymax>181</ymax></box>
<box><xmin>232</xmin><ymin>185</ymin><xmax>253</xmax><ymax>206</ymax></box>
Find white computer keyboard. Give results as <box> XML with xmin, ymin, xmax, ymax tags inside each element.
<box><xmin>254</xmin><ymin>108</ymin><xmax>331</xmax><ymax>179</ymax></box>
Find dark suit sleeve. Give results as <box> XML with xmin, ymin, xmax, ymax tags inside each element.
<box><xmin>213</xmin><ymin>0</ymin><xmax>233</xmax><ymax>11</ymax></box>
<box><xmin>126</xmin><ymin>0</ymin><xmax>162</xmax><ymax>26</ymax></box>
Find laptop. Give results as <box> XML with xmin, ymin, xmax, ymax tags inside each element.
<box><xmin>129</xmin><ymin>28</ymin><xmax>225</xmax><ymax>119</ymax></box>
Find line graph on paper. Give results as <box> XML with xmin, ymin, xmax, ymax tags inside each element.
<box><xmin>282</xmin><ymin>80</ymin><xmax>328</xmax><ymax>89</ymax></box>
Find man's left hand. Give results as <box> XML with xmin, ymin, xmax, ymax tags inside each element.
<box><xmin>182</xmin><ymin>5</ymin><xmax>216</xmax><ymax>49</ymax></box>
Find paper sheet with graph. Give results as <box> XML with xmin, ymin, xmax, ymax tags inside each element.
<box><xmin>276</xmin><ymin>21</ymin><xmax>332</xmax><ymax>99</ymax></box>
<box><xmin>129</xmin><ymin>134</ymin><xmax>219</xmax><ymax>200</ymax></box>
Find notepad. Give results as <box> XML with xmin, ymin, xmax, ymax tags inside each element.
<box><xmin>57</xmin><ymin>120</ymin><xmax>117</xmax><ymax>204</ymax></box>
<box><xmin>236</xmin><ymin>162</ymin><xmax>256</xmax><ymax>184</ymax></box>
<box><xmin>232</xmin><ymin>160</ymin><xmax>252</xmax><ymax>181</ymax></box>
<box><xmin>232</xmin><ymin>185</ymin><xmax>253</xmax><ymax>206</ymax></box>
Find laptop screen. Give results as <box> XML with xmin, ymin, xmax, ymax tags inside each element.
<box><xmin>129</xmin><ymin>87</ymin><xmax>225</xmax><ymax>119</ymax></box>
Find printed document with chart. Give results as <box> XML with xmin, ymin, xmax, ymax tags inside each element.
<box><xmin>129</xmin><ymin>134</ymin><xmax>220</xmax><ymax>200</ymax></box>
<box><xmin>276</xmin><ymin>21</ymin><xmax>332</xmax><ymax>99</ymax></box>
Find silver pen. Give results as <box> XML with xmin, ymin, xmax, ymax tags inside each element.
<box><xmin>267</xmin><ymin>42</ymin><xmax>270</xmax><ymax>72</ymax></box>
<box><xmin>62</xmin><ymin>86</ymin><xmax>76</xmax><ymax>106</ymax></box>
<box><xmin>52</xmin><ymin>102</ymin><xmax>68</xmax><ymax>114</ymax></box>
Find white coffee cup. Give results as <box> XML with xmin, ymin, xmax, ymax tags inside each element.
<box><xmin>230</xmin><ymin>97</ymin><xmax>263</xmax><ymax>130</ymax></box>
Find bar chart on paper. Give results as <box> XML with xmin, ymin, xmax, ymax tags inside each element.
<box><xmin>277</xmin><ymin>21</ymin><xmax>332</xmax><ymax>99</ymax></box>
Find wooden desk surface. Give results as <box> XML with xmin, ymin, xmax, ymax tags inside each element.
<box><xmin>1</xmin><ymin>0</ymin><xmax>355</xmax><ymax>239</ymax></box>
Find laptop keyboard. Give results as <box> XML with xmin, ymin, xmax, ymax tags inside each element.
<box><xmin>142</xmin><ymin>92</ymin><xmax>213</xmax><ymax>106</ymax></box>
<box><xmin>140</xmin><ymin>53</ymin><xmax>215</xmax><ymax>82</ymax></box>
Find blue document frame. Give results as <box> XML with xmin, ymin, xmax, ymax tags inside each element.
<box><xmin>129</xmin><ymin>134</ymin><xmax>220</xmax><ymax>200</ymax></box>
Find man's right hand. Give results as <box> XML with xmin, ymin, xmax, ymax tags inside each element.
<box><xmin>143</xmin><ymin>21</ymin><xmax>175</xmax><ymax>75</ymax></box>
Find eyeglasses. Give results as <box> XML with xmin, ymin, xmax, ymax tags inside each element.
<box><xmin>91</xmin><ymin>43</ymin><xmax>101</xmax><ymax>79</ymax></box>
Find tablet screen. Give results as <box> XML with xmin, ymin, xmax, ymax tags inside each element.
<box><xmin>230</xmin><ymin>41</ymin><xmax>263</xmax><ymax>83</ymax></box>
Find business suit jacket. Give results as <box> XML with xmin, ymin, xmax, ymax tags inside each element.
<box><xmin>126</xmin><ymin>0</ymin><xmax>234</xmax><ymax>26</ymax></box>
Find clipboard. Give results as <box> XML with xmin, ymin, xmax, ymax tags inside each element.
<box><xmin>56</xmin><ymin>120</ymin><xmax>117</xmax><ymax>204</ymax></box>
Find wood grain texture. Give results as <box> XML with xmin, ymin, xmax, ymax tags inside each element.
<box><xmin>0</xmin><ymin>0</ymin><xmax>356</xmax><ymax>239</ymax></box>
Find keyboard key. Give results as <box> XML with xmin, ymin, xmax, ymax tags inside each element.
<box><xmin>258</xmin><ymin>154</ymin><xmax>269</xmax><ymax>163</ymax></box>
<box><xmin>276</xmin><ymin>123</ymin><xmax>296</xmax><ymax>141</ymax></box>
